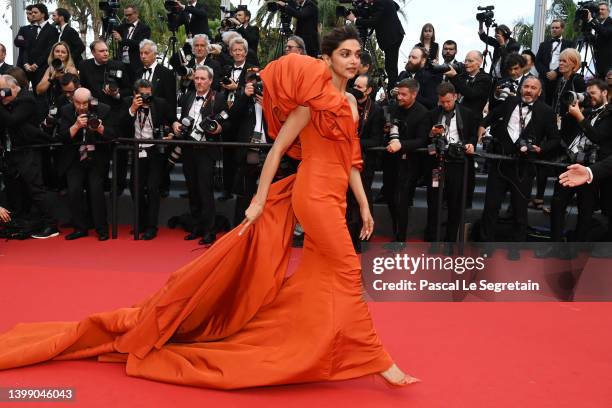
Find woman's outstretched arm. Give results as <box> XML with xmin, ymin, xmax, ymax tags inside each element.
<box><xmin>239</xmin><ymin>105</ymin><xmax>311</xmax><ymax>235</ymax></box>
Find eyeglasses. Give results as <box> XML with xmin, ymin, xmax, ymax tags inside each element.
<box><xmin>285</xmin><ymin>45</ymin><xmax>302</xmax><ymax>50</ymax></box>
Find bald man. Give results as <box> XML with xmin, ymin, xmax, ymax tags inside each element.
<box><xmin>445</xmin><ymin>50</ymin><xmax>492</xmax><ymax>117</ymax></box>
<box><xmin>0</xmin><ymin>74</ymin><xmax>60</xmax><ymax>238</ymax></box>
<box><xmin>478</xmin><ymin>76</ymin><xmax>559</xmax><ymax>255</ymax></box>
<box><xmin>58</xmin><ymin>87</ymin><xmax>115</xmax><ymax>241</ymax></box>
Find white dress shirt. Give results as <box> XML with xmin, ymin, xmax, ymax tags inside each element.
<box><xmin>507</xmin><ymin>103</ymin><xmax>533</xmax><ymax>143</ymax></box>
<box><xmin>549</xmin><ymin>37</ymin><xmax>563</xmax><ymax>71</ymax></box>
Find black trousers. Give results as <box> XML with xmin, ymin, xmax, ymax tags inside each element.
<box><xmin>345</xmin><ymin>155</ymin><xmax>376</xmax><ymax>248</ymax></box>
<box><xmin>480</xmin><ymin>160</ymin><xmax>534</xmax><ymax>242</ymax></box>
<box><xmin>550</xmin><ymin>181</ymin><xmax>597</xmax><ymax>242</ymax></box>
<box><xmin>182</xmin><ymin>147</ymin><xmax>216</xmax><ymax>234</ymax></box>
<box><xmin>426</xmin><ymin>160</ymin><xmax>468</xmax><ymax>242</ymax></box>
<box><xmin>383</xmin><ymin>43</ymin><xmax>401</xmax><ymax>91</ymax></box>
<box><xmin>389</xmin><ymin>158</ymin><xmax>420</xmax><ymax>242</ymax></box>
<box><xmin>232</xmin><ymin>160</ymin><xmax>261</xmax><ymax>227</ymax></box>
<box><xmin>65</xmin><ymin>155</ymin><xmax>108</xmax><ymax>232</ymax></box>
<box><xmin>130</xmin><ymin>149</ymin><xmax>164</xmax><ymax>231</ymax></box>
<box><xmin>6</xmin><ymin>149</ymin><xmax>58</xmax><ymax>226</ymax></box>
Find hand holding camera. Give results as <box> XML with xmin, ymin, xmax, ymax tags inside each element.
<box><xmin>567</xmin><ymin>101</ymin><xmax>585</xmax><ymax>122</ymax></box>
<box><xmin>111</xmin><ymin>30</ymin><xmax>122</xmax><ymax>41</ymax></box>
<box><xmin>221</xmin><ymin>77</ymin><xmax>239</xmax><ymax>91</ymax></box>
<box><xmin>430</xmin><ymin>124</ymin><xmax>446</xmax><ymax>137</ymax></box>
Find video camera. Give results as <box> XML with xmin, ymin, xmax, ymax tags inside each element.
<box><xmin>99</xmin><ymin>0</ymin><xmax>121</xmax><ymax>37</ymax></box>
<box><xmin>575</xmin><ymin>1</ymin><xmax>599</xmax><ymax>26</ymax></box>
<box><xmin>476</xmin><ymin>5</ymin><xmax>496</xmax><ymax>28</ymax></box>
<box><xmin>265</xmin><ymin>0</ymin><xmax>293</xmax><ymax>35</ymax></box>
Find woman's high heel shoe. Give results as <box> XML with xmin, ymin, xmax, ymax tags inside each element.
<box><xmin>377</xmin><ymin>373</ymin><xmax>421</xmax><ymax>388</ymax></box>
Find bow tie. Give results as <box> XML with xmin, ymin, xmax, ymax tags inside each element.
<box><xmin>233</xmin><ymin>66</ymin><xmax>243</xmax><ymax>71</ymax></box>
<box><xmin>195</xmin><ymin>96</ymin><xmax>205</xmax><ymax>101</ymax></box>
<box><xmin>145</xmin><ymin>68</ymin><xmax>152</xmax><ymax>74</ymax></box>
<box><xmin>520</xmin><ymin>102</ymin><xmax>533</xmax><ymax>110</ymax></box>
<box><xmin>128</xmin><ymin>23</ymin><xmax>135</xmax><ymax>28</ymax></box>
<box><xmin>552</xmin><ymin>38</ymin><xmax>560</xmax><ymax>43</ymax></box>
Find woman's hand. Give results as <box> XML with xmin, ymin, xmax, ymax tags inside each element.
<box><xmin>238</xmin><ymin>200</ymin><xmax>264</xmax><ymax>236</ymax></box>
<box><xmin>359</xmin><ymin>205</ymin><xmax>374</xmax><ymax>240</ymax></box>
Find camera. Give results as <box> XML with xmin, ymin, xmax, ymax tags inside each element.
<box><xmin>431</xmin><ymin>61</ymin><xmax>465</xmax><ymax>75</ymax></box>
<box><xmin>43</xmin><ymin>105</ymin><xmax>59</xmax><ymax>128</ymax></box>
<box><xmin>576</xmin><ymin>1</ymin><xmax>599</xmax><ymax>23</ymax></box>
<box><xmin>516</xmin><ymin>137</ymin><xmax>537</xmax><ymax>154</ymax></box>
<box><xmin>51</xmin><ymin>58</ymin><xmax>65</xmax><ymax>73</ymax></box>
<box><xmin>266</xmin><ymin>0</ymin><xmax>279</xmax><ymax>13</ymax></box>
<box><xmin>0</xmin><ymin>88</ymin><xmax>11</xmax><ymax>98</ymax></box>
<box><xmin>447</xmin><ymin>141</ymin><xmax>466</xmax><ymax>160</ymax></box>
<box><xmin>87</xmin><ymin>98</ymin><xmax>101</xmax><ymax>130</ymax></box>
<box><xmin>383</xmin><ymin>106</ymin><xmax>400</xmax><ymax>142</ymax></box>
<box><xmin>164</xmin><ymin>0</ymin><xmax>182</xmax><ymax>12</ymax></box>
<box><xmin>104</xmin><ymin>64</ymin><xmax>124</xmax><ymax>93</ymax></box>
<box><xmin>495</xmin><ymin>79</ymin><xmax>518</xmax><ymax>101</ymax></box>
<box><xmin>481</xmin><ymin>134</ymin><xmax>494</xmax><ymax>152</ymax></box>
<box><xmin>568</xmin><ymin>144</ymin><xmax>599</xmax><ymax>165</ymax></box>
<box><xmin>221</xmin><ymin>74</ymin><xmax>234</xmax><ymax>86</ymax></box>
<box><xmin>428</xmin><ymin>135</ymin><xmax>448</xmax><ymax>156</ymax></box>
<box><xmin>153</xmin><ymin>125</ymin><xmax>172</xmax><ymax>153</ymax></box>
<box><xmin>177</xmin><ymin>116</ymin><xmax>195</xmax><ymax>139</ymax></box>
<box><xmin>476</xmin><ymin>5</ymin><xmax>496</xmax><ymax>27</ymax></box>
<box><xmin>169</xmin><ymin>42</ymin><xmax>195</xmax><ymax>78</ymax></box>
<box><xmin>562</xmin><ymin>91</ymin><xmax>591</xmax><ymax>107</ymax></box>
<box><xmin>247</xmin><ymin>131</ymin><xmax>266</xmax><ymax>165</ymax></box>
<box><xmin>265</xmin><ymin>1</ymin><xmax>293</xmax><ymax>35</ymax></box>
<box><xmin>140</xmin><ymin>93</ymin><xmax>153</xmax><ymax>104</ymax></box>
<box><xmin>99</xmin><ymin>0</ymin><xmax>121</xmax><ymax>37</ymax></box>
<box><xmin>201</xmin><ymin>111</ymin><xmax>229</xmax><ymax>135</ymax></box>
<box><xmin>246</xmin><ymin>70</ymin><xmax>264</xmax><ymax>97</ymax></box>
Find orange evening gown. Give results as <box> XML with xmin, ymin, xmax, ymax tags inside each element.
<box><xmin>0</xmin><ymin>54</ymin><xmax>393</xmax><ymax>389</ymax></box>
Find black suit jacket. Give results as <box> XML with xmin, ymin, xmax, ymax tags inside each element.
<box><xmin>117</xmin><ymin>20</ymin><xmax>151</xmax><ymax>72</ymax></box>
<box><xmin>482</xmin><ymin>97</ymin><xmax>559</xmax><ymax>157</ymax></box>
<box><xmin>59</xmin><ymin>25</ymin><xmax>86</xmax><ymax>67</ymax></box>
<box><xmin>591</xmin><ymin>155</ymin><xmax>612</xmax><ymax>181</ymax></box>
<box><xmin>178</xmin><ymin>90</ymin><xmax>228</xmax><ymax>159</ymax></box>
<box><xmin>27</xmin><ymin>22</ymin><xmax>59</xmax><ymax>84</ymax></box>
<box><xmin>135</xmin><ymin>64</ymin><xmax>177</xmax><ymax>110</ymax></box>
<box><xmin>429</xmin><ymin>104</ymin><xmax>479</xmax><ymax>146</ymax></box>
<box><xmin>119</xmin><ymin>96</ymin><xmax>176</xmax><ymax>139</ymax></box>
<box><xmin>185</xmin><ymin>56</ymin><xmax>222</xmax><ymax>91</ymax></box>
<box><xmin>57</xmin><ymin>102</ymin><xmax>115</xmax><ymax>175</ymax></box>
<box><xmin>535</xmin><ymin>38</ymin><xmax>574</xmax><ymax>78</ymax></box>
<box><xmin>450</xmin><ymin>71</ymin><xmax>492</xmax><ymax>117</ymax></box>
<box><xmin>355</xmin><ymin>0</ymin><xmax>404</xmax><ymax>50</ymax></box>
<box><xmin>0</xmin><ymin>62</ymin><xmax>13</xmax><ymax>75</ymax></box>
<box><xmin>282</xmin><ymin>0</ymin><xmax>320</xmax><ymax>56</ymax></box>
<box><xmin>478</xmin><ymin>32</ymin><xmax>520</xmax><ymax>77</ymax></box>
<box><xmin>0</xmin><ymin>90</ymin><xmax>50</xmax><ymax>147</ymax></box>
<box><xmin>577</xmin><ymin>106</ymin><xmax>612</xmax><ymax>161</ymax></box>
<box><xmin>392</xmin><ymin>101</ymin><xmax>429</xmax><ymax>157</ymax></box>
<box><xmin>182</xmin><ymin>2</ymin><xmax>211</xmax><ymax>38</ymax></box>
<box><xmin>588</xmin><ymin>17</ymin><xmax>612</xmax><ymax>77</ymax></box>
<box><xmin>396</xmin><ymin>67</ymin><xmax>443</xmax><ymax>110</ymax></box>
<box><xmin>236</xmin><ymin>25</ymin><xmax>260</xmax><ymax>55</ymax></box>
<box><xmin>13</xmin><ymin>24</ymin><xmax>37</xmax><ymax>68</ymax></box>
<box><xmin>78</xmin><ymin>59</ymin><xmax>132</xmax><ymax>112</ymax></box>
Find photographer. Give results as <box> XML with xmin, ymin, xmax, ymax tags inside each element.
<box><xmin>173</xmin><ymin>66</ymin><xmax>227</xmax><ymax>245</ymax></box>
<box><xmin>120</xmin><ymin>79</ymin><xmax>176</xmax><ymax>240</ymax></box>
<box><xmin>424</xmin><ymin>82</ymin><xmax>478</xmax><ymax>243</ymax></box>
<box><xmin>478</xmin><ymin>23</ymin><xmax>520</xmax><ymax>79</ymax></box>
<box><xmin>346</xmin><ymin>74</ymin><xmax>384</xmax><ymax>250</ymax></box>
<box><xmin>35</xmin><ymin>42</ymin><xmax>78</xmax><ymax>100</ymax></box>
<box><xmin>235</xmin><ymin>8</ymin><xmax>260</xmax><ymax>57</ymax></box>
<box><xmin>170</xmin><ymin>0</ymin><xmax>211</xmax><ymax>38</ymax></box>
<box><xmin>490</xmin><ymin>53</ymin><xmax>530</xmax><ymax>110</ymax></box>
<box><xmin>0</xmin><ymin>74</ymin><xmax>59</xmax><ymax>239</ymax></box>
<box><xmin>225</xmin><ymin>72</ymin><xmax>269</xmax><ymax>227</ymax></box>
<box><xmin>446</xmin><ymin>50</ymin><xmax>492</xmax><ymax>117</ymax></box>
<box><xmin>537</xmin><ymin>79</ymin><xmax>612</xmax><ymax>255</ymax></box>
<box><xmin>535</xmin><ymin>19</ymin><xmax>574</xmax><ymax>104</ymax></box>
<box><xmin>347</xmin><ymin>0</ymin><xmax>404</xmax><ymax>91</ymax></box>
<box><xmin>478</xmin><ymin>77</ymin><xmax>558</xmax><ymax>254</ymax></box>
<box><xmin>384</xmin><ymin>78</ymin><xmax>429</xmax><ymax>242</ymax></box>
<box><xmin>52</xmin><ymin>8</ymin><xmax>85</xmax><ymax>66</ymax></box>
<box><xmin>275</xmin><ymin>0</ymin><xmax>320</xmax><ymax>57</ymax></box>
<box><xmin>219</xmin><ymin>37</ymin><xmax>256</xmax><ymax>201</ymax></box>
<box><xmin>585</xmin><ymin>2</ymin><xmax>612</xmax><ymax>79</ymax></box>
<box><xmin>396</xmin><ymin>46</ymin><xmax>442</xmax><ymax>109</ymax></box>
<box><xmin>79</xmin><ymin>40</ymin><xmax>131</xmax><ymax>191</ymax></box>
<box><xmin>136</xmin><ymin>40</ymin><xmax>176</xmax><ymax>110</ymax></box>
<box><xmin>179</xmin><ymin>34</ymin><xmax>221</xmax><ymax>92</ymax></box>
<box><xmin>112</xmin><ymin>5</ymin><xmax>151</xmax><ymax>76</ymax></box>
<box><xmin>57</xmin><ymin>88</ymin><xmax>115</xmax><ymax>241</ymax></box>
<box><xmin>552</xmin><ymin>49</ymin><xmax>586</xmax><ymax>142</ymax></box>
<box><xmin>284</xmin><ymin>36</ymin><xmax>307</xmax><ymax>56</ymax></box>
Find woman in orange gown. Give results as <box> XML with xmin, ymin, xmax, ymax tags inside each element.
<box><xmin>0</xmin><ymin>27</ymin><xmax>417</xmax><ymax>388</ymax></box>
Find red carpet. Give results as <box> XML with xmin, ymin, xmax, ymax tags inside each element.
<box><xmin>0</xmin><ymin>227</ymin><xmax>611</xmax><ymax>407</ymax></box>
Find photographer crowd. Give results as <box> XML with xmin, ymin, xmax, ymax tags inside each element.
<box><xmin>1</xmin><ymin>1</ymin><xmax>612</xmax><ymax>259</ymax></box>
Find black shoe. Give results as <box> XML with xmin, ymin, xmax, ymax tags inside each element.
<box><xmin>199</xmin><ymin>232</ymin><xmax>216</xmax><ymax>245</ymax></box>
<box><xmin>142</xmin><ymin>228</ymin><xmax>157</xmax><ymax>240</ymax></box>
<box><xmin>218</xmin><ymin>191</ymin><xmax>234</xmax><ymax>202</ymax></box>
<box><xmin>184</xmin><ymin>231</ymin><xmax>200</xmax><ymax>240</ymax></box>
<box><xmin>506</xmin><ymin>249</ymin><xmax>520</xmax><ymax>261</ymax></box>
<box><xmin>31</xmin><ymin>226</ymin><xmax>60</xmax><ymax>239</ymax></box>
<box><xmin>65</xmin><ymin>230</ymin><xmax>88</xmax><ymax>240</ymax></box>
<box><xmin>97</xmin><ymin>229</ymin><xmax>109</xmax><ymax>241</ymax></box>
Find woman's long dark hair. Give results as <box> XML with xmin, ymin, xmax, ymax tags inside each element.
<box><xmin>420</xmin><ymin>23</ymin><xmax>436</xmax><ymax>44</ymax></box>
